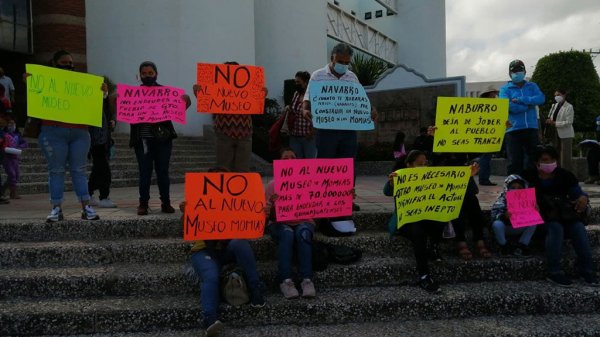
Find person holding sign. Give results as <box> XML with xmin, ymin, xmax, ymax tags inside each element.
<box><xmin>266</xmin><ymin>148</ymin><xmax>317</xmax><ymax>299</ymax></box>
<box><xmin>522</xmin><ymin>146</ymin><xmax>598</xmax><ymax>287</ymax></box>
<box><xmin>490</xmin><ymin>175</ymin><xmax>537</xmax><ymax>256</ymax></box>
<box><xmin>499</xmin><ymin>59</ymin><xmax>545</xmax><ymax>175</ymax></box>
<box><xmin>32</xmin><ymin>50</ymin><xmax>106</xmax><ymax>222</ymax></box>
<box><xmin>385</xmin><ymin>150</ymin><xmax>444</xmax><ymax>293</ymax></box>
<box><xmin>130</xmin><ymin>61</ymin><xmax>191</xmax><ymax>215</ymax></box>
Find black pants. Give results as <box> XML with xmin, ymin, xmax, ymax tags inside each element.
<box><xmin>398</xmin><ymin>220</ymin><xmax>444</xmax><ymax>276</ymax></box>
<box><xmin>453</xmin><ymin>193</ymin><xmax>486</xmax><ymax>242</ymax></box>
<box><xmin>134</xmin><ymin>138</ymin><xmax>172</xmax><ymax>204</ymax></box>
<box><xmin>88</xmin><ymin>144</ymin><xmax>112</xmax><ymax>200</ymax></box>
<box><xmin>587</xmin><ymin>147</ymin><xmax>600</xmax><ymax>176</ymax></box>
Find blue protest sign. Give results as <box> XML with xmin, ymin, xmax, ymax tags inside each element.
<box><xmin>309</xmin><ymin>81</ymin><xmax>373</xmax><ymax>130</ymax></box>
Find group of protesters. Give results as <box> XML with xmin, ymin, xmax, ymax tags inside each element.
<box><xmin>2</xmin><ymin>42</ymin><xmax>599</xmax><ymax>336</ymax></box>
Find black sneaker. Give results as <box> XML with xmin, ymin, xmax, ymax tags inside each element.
<box><xmin>546</xmin><ymin>273</ymin><xmax>573</xmax><ymax>287</ymax></box>
<box><xmin>513</xmin><ymin>244</ymin><xmax>532</xmax><ymax>258</ymax></box>
<box><xmin>418</xmin><ymin>274</ymin><xmax>440</xmax><ymax>293</ymax></box>
<box><xmin>581</xmin><ymin>272</ymin><xmax>600</xmax><ymax>287</ymax></box>
<box><xmin>428</xmin><ymin>244</ymin><xmax>443</xmax><ymax>262</ymax></box>
<box><xmin>250</xmin><ymin>288</ymin><xmax>265</xmax><ymax>308</ymax></box>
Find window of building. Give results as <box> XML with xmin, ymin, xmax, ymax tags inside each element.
<box><xmin>0</xmin><ymin>0</ymin><xmax>33</xmax><ymax>54</ymax></box>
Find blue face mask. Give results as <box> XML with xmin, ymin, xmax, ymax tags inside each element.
<box><xmin>511</xmin><ymin>72</ymin><xmax>525</xmax><ymax>83</ymax></box>
<box><xmin>333</xmin><ymin>63</ymin><xmax>348</xmax><ymax>75</ymax></box>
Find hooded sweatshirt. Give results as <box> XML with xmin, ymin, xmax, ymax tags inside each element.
<box><xmin>490</xmin><ymin>174</ymin><xmax>529</xmax><ymax>220</ymax></box>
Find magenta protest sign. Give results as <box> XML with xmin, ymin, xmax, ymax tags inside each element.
<box><xmin>273</xmin><ymin>158</ymin><xmax>354</xmax><ymax>222</ymax></box>
<box><xmin>506</xmin><ymin>188</ymin><xmax>544</xmax><ymax>228</ymax></box>
<box><xmin>117</xmin><ymin>84</ymin><xmax>187</xmax><ymax>124</ymax></box>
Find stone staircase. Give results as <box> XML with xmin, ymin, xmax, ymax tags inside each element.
<box><xmin>16</xmin><ymin>133</ymin><xmax>217</xmax><ymax>195</ymax></box>
<box><xmin>1</xmin><ymin>211</ymin><xmax>600</xmax><ymax>336</ymax></box>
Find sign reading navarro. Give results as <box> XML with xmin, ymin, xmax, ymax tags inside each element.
<box><xmin>184</xmin><ymin>173</ymin><xmax>266</xmax><ymax>240</ymax></box>
<box><xmin>116</xmin><ymin>84</ymin><xmax>187</xmax><ymax>124</ymax></box>
<box><xmin>433</xmin><ymin>96</ymin><xmax>509</xmax><ymax>153</ymax></box>
<box><xmin>309</xmin><ymin>81</ymin><xmax>373</xmax><ymax>130</ymax></box>
<box><xmin>195</xmin><ymin>63</ymin><xmax>265</xmax><ymax>114</ymax></box>
<box><xmin>26</xmin><ymin>64</ymin><xmax>103</xmax><ymax>127</ymax></box>
<box><xmin>273</xmin><ymin>158</ymin><xmax>354</xmax><ymax>221</ymax></box>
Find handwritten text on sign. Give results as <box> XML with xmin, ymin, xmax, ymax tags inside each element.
<box><xmin>506</xmin><ymin>188</ymin><xmax>543</xmax><ymax>228</ymax></box>
<box><xmin>196</xmin><ymin>63</ymin><xmax>265</xmax><ymax>115</ymax></box>
<box><xmin>394</xmin><ymin>167</ymin><xmax>470</xmax><ymax>228</ymax></box>
<box><xmin>184</xmin><ymin>173</ymin><xmax>266</xmax><ymax>241</ymax></box>
<box><xmin>273</xmin><ymin>158</ymin><xmax>354</xmax><ymax>221</ymax></box>
<box><xmin>433</xmin><ymin>97</ymin><xmax>509</xmax><ymax>153</ymax></box>
<box><xmin>309</xmin><ymin>81</ymin><xmax>373</xmax><ymax>130</ymax></box>
<box><xmin>116</xmin><ymin>84</ymin><xmax>187</xmax><ymax>124</ymax></box>
<box><xmin>26</xmin><ymin>64</ymin><xmax>103</xmax><ymax>127</ymax></box>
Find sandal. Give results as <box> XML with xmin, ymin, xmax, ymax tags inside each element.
<box><xmin>476</xmin><ymin>241</ymin><xmax>492</xmax><ymax>259</ymax></box>
<box><xmin>456</xmin><ymin>241</ymin><xmax>473</xmax><ymax>260</ymax></box>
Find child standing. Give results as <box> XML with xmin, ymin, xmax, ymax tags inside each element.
<box><xmin>490</xmin><ymin>175</ymin><xmax>537</xmax><ymax>256</ymax></box>
<box><xmin>2</xmin><ymin>119</ymin><xmax>27</xmax><ymax>199</ymax></box>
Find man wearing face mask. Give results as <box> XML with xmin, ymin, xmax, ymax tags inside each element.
<box><xmin>499</xmin><ymin>59</ymin><xmax>545</xmax><ymax>175</ymax></box>
<box><xmin>302</xmin><ymin>43</ymin><xmax>377</xmax><ymax>212</ymax></box>
<box><xmin>545</xmin><ymin>88</ymin><xmax>574</xmax><ymax>171</ymax></box>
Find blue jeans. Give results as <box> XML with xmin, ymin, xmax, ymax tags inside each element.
<box><xmin>39</xmin><ymin>125</ymin><xmax>91</xmax><ymax>205</ymax></box>
<box><xmin>289</xmin><ymin>135</ymin><xmax>317</xmax><ymax>159</ymax></box>
<box><xmin>316</xmin><ymin>129</ymin><xmax>357</xmax><ymax>159</ymax></box>
<box><xmin>190</xmin><ymin>239</ymin><xmax>262</xmax><ymax>322</ymax></box>
<box><xmin>268</xmin><ymin>222</ymin><xmax>315</xmax><ymax>281</ymax></box>
<box><xmin>478</xmin><ymin>154</ymin><xmax>492</xmax><ymax>183</ymax></box>
<box><xmin>134</xmin><ymin>138</ymin><xmax>172</xmax><ymax>203</ymax></box>
<box><xmin>545</xmin><ymin>221</ymin><xmax>594</xmax><ymax>275</ymax></box>
<box><xmin>491</xmin><ymin>220</ymin><xmax>536</xmax><ymax>246</ymax></box>
<box><xmin>505</xmin><ymin>128</ymin><xmax>539</xmax><ymax>175</ymax></box>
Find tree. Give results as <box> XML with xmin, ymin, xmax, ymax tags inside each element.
<box><xmin>351</xmin><ymin>53</ymin><xmax>390</xmax><ymax>86</ymax></box>
<box><xmin>530</xmin><ymin>50</ymin><xmax>600</xmax><ymax>132</ymax></box>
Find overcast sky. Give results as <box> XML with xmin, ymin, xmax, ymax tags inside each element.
<box><xmin>446</xmin><ymin>0</ymin><xmax>600</xmax><ymax>82</ymax></box>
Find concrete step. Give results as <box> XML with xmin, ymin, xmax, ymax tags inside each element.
<box><xmin>19</xmin><ymin>153</ymin><xmax>216</xmax><ymax>165</ymax></box>
<box><xmin>18</xmin><ymin>158</ymin><xmax>216</xmax><ymax>174</ymax></box>
<box><xmin>2</xmin><ymin>251</ymin><xmax>599</xmax><ymax>299</ymax></box>
<box><xmin>16</xmin><ymin>176</ymin><xmax>196</xmax><ymax>194</ymax></box>
<box><xmin>0</xmin><ymin>214</ymin><xmax>392</xmax><ymax>242</ymax></box>
<box><xmin>1</xmin><ymin>281</ymin><xmax>599</xmax><ymax>335</ymax></box>
<box><xmin>33</xmin><ymin>314</ymin><xmax>600</xmax><ymax>337</ymax></box>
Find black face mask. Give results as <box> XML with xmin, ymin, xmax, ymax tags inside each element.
<box><xmin>295</xmin><ymin>84</ymin><xmax>305</xmax><ymax>92</ymax></box>
<box><xmin>56</xmin><ymin>64</ymin><xmax>74</xmax><ymax>71</ymax></box>
<box><xmin>141</xmin><ymin>76</ymin><xmax>157</xmax><ymax>85</ymax></box>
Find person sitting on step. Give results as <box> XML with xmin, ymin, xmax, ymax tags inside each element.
<box><xmin>265</xmin><ymin>147</ymin><xmax>317</xmax><ymax>299</ymax></box>
<box><xmin>490</xmin><ymin>174</ymin><xmax>537</xmax><ymax>257</ymax></box>
<box><xmin>385</xmin><ymin>150</ymin><xmax>444</xmax><ymax>293</ymax></box>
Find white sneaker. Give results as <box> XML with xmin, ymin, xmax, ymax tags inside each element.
<box><xmin>82</xmin><ymin>205</ymin><xmax>100</xmax><ymax>220</ymax></box>
<box><xmin>88</xmin><ymin>196</ymin><xmax>98</xmax><ymax>206</ymax></box>
<box><xmin>98</xmin><ymin>198</ymin><xmax>117</xmax><ymax>208</ymax></box>
<box><xmin>279</xmin><ymin>279</ymin><xmax>299</xmax><ymax>299</ymax></box>
<box><xmin>46</xmin><ymin>206</ymin><xmax>64</xmax><ymax>222</ymax></box>
<box><xmin>301</xmin><ymin>279</ymin><xmax>316</xmax><ymax>298</ymax></box>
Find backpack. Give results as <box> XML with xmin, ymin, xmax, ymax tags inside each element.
<box><xmin>312</xmin><ymin>240</ymin><xmax>330</xmax><ymax>271</ymax></box>
<box><xmin>327</xmin><ymin>244</ymin><xmax>362</xmax><ymax>265</ymax></box>
<box><xmin>220</xmin><ymin>266</ymin><xmax>249</xmax><ymax>307</ymax></box>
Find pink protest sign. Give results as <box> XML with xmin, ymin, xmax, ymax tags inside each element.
<box><xmin>506</xmin><ymin>188</ymin><xmax>544</xmax><ymax>228</ymax></box>
<box><xmin>117</xmin><ymin>84</ymin><xmax>187</xmax><ymax>124</ymax></box>
<box><xmin>273</xmin><ymin>158</ymin><xmax>354</xmax><ymax>222</ymax></box>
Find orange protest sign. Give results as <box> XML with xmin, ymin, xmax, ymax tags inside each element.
<box><xmin>184</xmin><ymin>172</ymin><xmax>266</xmax><ymax>241</ymax></box>
<box><xmin>196</xmin><ymin>63</ymin><xmax>265</xmax><ymax>114</ymax></box>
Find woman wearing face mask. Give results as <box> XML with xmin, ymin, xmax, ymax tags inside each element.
<box><xmin>544</xmin><ymin>89</ymin><xmax>574</xmax><ymax>171</ymax></box>
<box><xmin>287</xmin><ymin>71</ymin><xmax>315</xmax><ymax>159</ymax></box>
<box><xmin>130</xmin><ymin>61</ymin><xmax>191</xmax><ymax>215</ymax></box>
<box><xmin>523</xmin><ymin>145</ymin><xmax>598</xmax><ymax>287</ymax></box>
<box><xmin>36</xmin><ymin>50</ymin><xmax>107</xmax><ymax>222</ymax></box>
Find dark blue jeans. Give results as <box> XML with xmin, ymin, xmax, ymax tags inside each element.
<box><xmin>268</xmin><ymin>222</ymin><xmax>315</xmax><ymax>281</ymax></box>
<box><xmin>545</xmin><ymin>221</ymin><xmax>594</xmax><ymax>275</ymax></box>
<box><xmin>505</xmin><ymin>128</ymin><xmax>539</xmax><ymax>175</ymax></box>
<box><xmin>190</xmin><ymin>240</ymin><xmax>262</xmax><ymax>323</ymax></box>
<box><xmin>134</xmin><ymin>138</ymin><xmax>172</xmax><ymax>203</ymax></box>
<box><xmin>316</xmin><ymin>129</ymin><xmax>357</xmax><ymax>159</ymax></box>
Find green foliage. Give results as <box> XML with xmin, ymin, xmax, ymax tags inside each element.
<box><xmin>531</xmin><ymin>51</ymin><xmax>600</xmax><ymax>132</ymax></box>
<box><xmin>252</xmin><ymin>98</ymin><xmax>282</xmax><ymax>162</ymax></box>
<box><xmin>351</xmin><ymin>53</ymin><xmax>390</xmax><ymax>86</ymax></box>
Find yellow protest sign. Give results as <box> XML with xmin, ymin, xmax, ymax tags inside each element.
<box><xmin>26</xmin><ymin>64</ymin><xmax>103</xmax><ymax>127</ymax></box>
<box><xmin>393</xmin><ymin>166</ymin><xmax>470</xmax><ymax>228</ymax></box>
<box><xmin>433</xmin><ymin>97</ymin><xmax>509</xmax><ymax>153</ymax></box>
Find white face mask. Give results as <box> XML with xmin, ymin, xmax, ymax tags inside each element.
<box><xmin>555</xmin><ymin>95</ymin><xmax>564</xmax><ymax>104</ymax></box>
